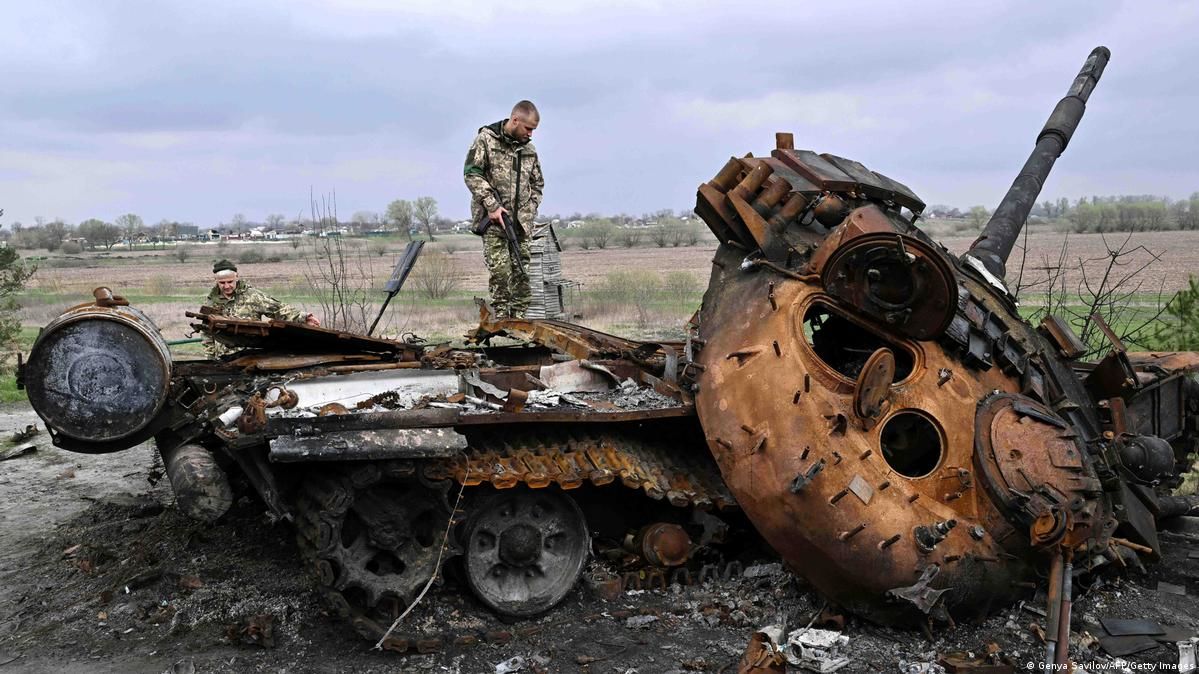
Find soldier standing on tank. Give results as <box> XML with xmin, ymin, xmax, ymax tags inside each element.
<box><xmin>202</xmin><ymin>259</ymin><xmax>321</xmax><ymax>358</ymax></box>
<box><xmin>463</xmin><ymin>100</ymin><xmax>545</xmax><ymax>319</ymax></box>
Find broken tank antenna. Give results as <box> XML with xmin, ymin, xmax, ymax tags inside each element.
<box><xmin>964</xmin><ymin>46</ymin><xmax>1110</xmax><ymax>283</ymax></box>
<box><xmin>368</xmin><ymin>240</ymin><xmax>425</xmax><ymax>336</ymax></box>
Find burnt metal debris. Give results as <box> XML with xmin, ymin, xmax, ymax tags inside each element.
<box><xmin>16</xmin><ymin>46</ymin><xmax>1199</xmax><ymax>658</ymax></box>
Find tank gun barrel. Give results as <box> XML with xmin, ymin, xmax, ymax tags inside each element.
<box><xmin>966</xmin><ymin>46</ymin><xmax>1110</xmax><ymax>280</ymax></box>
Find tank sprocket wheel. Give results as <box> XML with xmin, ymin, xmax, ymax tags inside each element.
<box><xmin>294</xmin><ymin>461</ymin><xmax>458</xmax><ymax>642</ymax></box>
<box><xmin>462</xmin><ymin>486</ymin><xmax>589</xmax><ymax>618</ymax></box>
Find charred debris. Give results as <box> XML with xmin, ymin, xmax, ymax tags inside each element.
<box><xmin>16</xmin><ymin>46</ymin><xmax>1199</xmax><ymax>664</ymax></box>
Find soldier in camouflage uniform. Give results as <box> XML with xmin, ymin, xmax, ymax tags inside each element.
<box><xmin>202</xmin><ymin>259</ymin><xmax>320</xmax><ymax>358</ymax></box>
<box><xmin>464</xmin><ymin>100</ymin><xmax>545</xmax><ymax>318</ymax></box>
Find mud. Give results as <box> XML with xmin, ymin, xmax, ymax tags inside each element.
<box><xmin>0</xmin><ymin>401</ymin><xmax>1195</xmax><ymax>673</ymax></box>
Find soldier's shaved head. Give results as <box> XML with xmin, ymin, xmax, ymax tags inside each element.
<box><xmin>512</xmin><ymin>100</ymin><xmax>539</xmax><ymax>122</ymax></box>
<box><xmin>504</xmin><ymin>101</ymin><xmax>539</xmax><ymax>143</ymax></box>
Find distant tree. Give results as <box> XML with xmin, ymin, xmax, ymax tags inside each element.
<box><xmin>410</xmin><ymin>250</ymin><xmax>464</xmax><ymax>300</ymax></box>
<box><xmin>0</xmin><ymin>209</ymin><xmax>36</xmax><ymax>347</ymax></box>
<box><xmin>582</xmin><ymin>221</ymin><xmax>614</xmax><ymax>249</ymax></box>
<box><xmin>649</xmin><ymin>225</ymin><xmax>671</xmax><ymax>248</ymax></box>
<box><xmin>413</xmin><ymin>197</ymin><xmax>438</xmax><ymax>241</ymax></box>
<box><xmin>1170</xmin><ymin>201</ymin><xmax>1189</xmax><ymax>229</ymax></box>
<box><xmin>385</xmin><ymin>199</ymin><xmax>414</xmax><ymax>240</ymax></box>
<box><xmin>668</xmin><ymin>221</ymin><xmax>689</xmax><ymax>247</ymax></box>
<box><xmin>231</xmin><ymin>213</ymin><xmax>248</xmax><ymax>237</ymax></box>
<box><xmin>1144</xmin><ymin>202</ymin><xmax>1168</xmax><ymax>230</ymax></box>
<box><xmin>350</xmin><ymin>211</ymin><xmax>379</xmax><ymax>234</ymax></box>
<box><xmin>617</xmin><ymin>227</ymin><xmax>643</xmax><ymax>248</ymax></box>
<box><xmin>114</xmin><ymin>213</ymin><xmax>144</xmax><ymax>250</ymax></box>
<box><xmin>175</xmin><ymin>244</ymin><xmax>192</xmax><ymax>263</ymax></box>
<box><xmin>1097</xmin><ymin>203</ymin><xmax>1117</xmax><ymax>230</ymax></box>
<box><xmin>967</xmin><ymin>206</ymin><xmax>989</xmax><ymax>228</ymax></box>
<box><xmin>39</xmin><ymin>219</ymin><xmax>68</xmax><ymax>251</ymax></box>
<box><xmin>265</xmin><ymin>213</ymin><xmax>285</xmax><ymax>230</ymax></box>
<box><xmin>78</xmin><ymin>219</ymin><xmax>121</xmax><ymax>250</ymax></box>
<box><xmin>154</xmin><ymin>219</ymin><xmax>178</xmax><ymax>248</ymax></box>
<box><xmin>11</xmin><ymin>222</ymin><xmax>40</xmax><ymax>250</ymax></box>
<box><xmin>1069</xmin><ymin>203</ymin><xmax>1098</xmax><ymax>233</ymax></box>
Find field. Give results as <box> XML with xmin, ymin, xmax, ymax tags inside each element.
<box><xmin>15</xmin><ymin>227</ymin><xmax>1199</xmax><ymax>355</ymax></box>
<box><xmin>17</xmin><ymin>235</ymin><xmax>719</xmax><ymax>347</ymax></box>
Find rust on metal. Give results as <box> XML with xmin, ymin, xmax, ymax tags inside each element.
<box><xmin>631</xmin><ymin>522</ymin><xmax>692</xmax><ymax>567</ymax></box>
<box><xmin>188</xmin><ymin>310</ymin><xmax>421</xmax><ymax>357</ymax></box>
<box><xmin>852</xmin><ymin>348</ymin><xmax>895</xmax><ymax>419</ymax></box>
<box><xmin>687</xmin><ymin>47</ymin><xmax>1152</xmax><ymax>627</ymax></box>
<box><xmin>424</xmin><ymin>429</ymin><xmax>736</xmax><ymax>511</ymax></box>
<box><xmin>20</xmin><ymin>45</ymin><xmax>1199</xmax><ymax>647</ymax></box>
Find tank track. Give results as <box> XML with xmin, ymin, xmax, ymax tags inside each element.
<box><xmin>293</xmin><ymin>427</ymin><xmax>736</xmax><ymax>650</ymax></box>
<box><xmin>425</xmin><ymin>428</ymin><xmax>738</xmax><ymax>511</ymax></box>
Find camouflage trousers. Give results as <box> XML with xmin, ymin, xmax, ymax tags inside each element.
<box><xmin>483</xmin><ymin>229</ymin><xmax>532</xmax><ymax>318</ymax></box>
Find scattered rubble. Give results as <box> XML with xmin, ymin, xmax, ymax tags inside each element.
<box><xmin>494</xmin><ymin>654</ymin><xmax>525</xmax><ymax>673</ymax></box>
<box><xmin>0</xmin><ymin>443</ymin><xmax>35</xmax><ymax>461</ymax></box>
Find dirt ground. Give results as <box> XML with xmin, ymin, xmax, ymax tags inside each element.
<box><xmin>1</xmin><ymin>399</ymin><xmax>1197</xmax><ymax>673</ymax></box>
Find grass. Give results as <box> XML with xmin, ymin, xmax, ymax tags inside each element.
<box><xmin>0</xmin><ymin>376</ymin><xmax>25</xmax><ymax>403</ymax></box>
<box><xmin>1015</xmin><ymin>292</ymin><xmax>1178</xmax><ymax>353</ymax></box>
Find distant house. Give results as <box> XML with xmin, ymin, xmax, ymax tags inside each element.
<box><xmin>248</xmin><ymin>228</ymin><xmax>280</xmax><ymax>240</ymax></box>
<box><xmin>204</xmin><ymin>229</ymin><xmax>221</xmax><ymax>241</ymax></box>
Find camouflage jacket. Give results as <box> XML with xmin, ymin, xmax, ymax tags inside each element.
<box><xmin>202</xmin><ymin>280</ymin><xmax>305</xmax><ymax>358</ymax></box>
<box><xmin>464</xmin><ymin>119</ymin><xmax>544</xmax><ymax>236</ymax></box>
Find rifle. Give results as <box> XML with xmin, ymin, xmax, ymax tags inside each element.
<box><xmin>471</xmin><ymin>160</ymin><xmax>527</xmax><ymax>273</ymax></box>
<box><xmin>500</xmin><ymin>211</ymin><xmax>526</xmax><ymax>276</ymax></box>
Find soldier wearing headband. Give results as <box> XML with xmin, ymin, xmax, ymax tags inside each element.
<box><xmin>202</xmin><ymin>259</ymin><xmax>320</xmax><ymax>358</ymax></box>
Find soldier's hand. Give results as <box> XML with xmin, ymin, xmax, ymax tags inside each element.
<box><xmin>305</xmin><ymin>313</ymin><xmax>321</xmax><ymax>328</ymax></box>
<box><xmin>488</xmin><ymin>206</ymin><xmax>508</xmax><ymax>225</ymax></box>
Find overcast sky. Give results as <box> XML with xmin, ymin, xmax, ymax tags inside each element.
<box><xmin>2</xmin><ymin>0</ymin><xmax>1197</xmax><ymax>227</ymax></box>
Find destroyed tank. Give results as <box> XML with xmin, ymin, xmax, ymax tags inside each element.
<box><xmin>18</xmin><ymin>46</ymin><xmax>1199</xmax><ymax>656</ymax></box>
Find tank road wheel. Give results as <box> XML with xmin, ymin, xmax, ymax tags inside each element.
<box><xmin>293</xmin><ymin>462</ymin><xmax>457</xmax><ymax>643</ymax></box>
<box><xmin>462</xmin><ymin>487</ymin><xmax>589</xmax><ymax>617</ymax></box>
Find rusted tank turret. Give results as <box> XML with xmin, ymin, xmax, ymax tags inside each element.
<box><xmin>689</xmin><ymin>46</ymin><xmax>1196</xmax><ymax>647</ymax></box>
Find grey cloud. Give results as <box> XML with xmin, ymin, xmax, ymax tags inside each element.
<box><xmin>0</xmin><ymin>0</ymin><xmax>1196</xmax><ymax>225</ymax></box>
